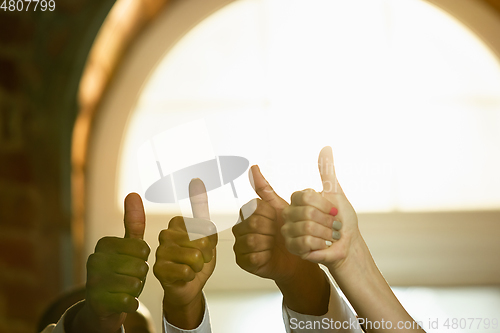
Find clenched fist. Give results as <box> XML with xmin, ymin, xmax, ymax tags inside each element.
<box><xmin>153</xmin><ymin>179</ymin><xmax>217</xmax><ymax>329</ymax></box>
<box><xmin>72</xmin><ymin>193</ymin><xmax>150</xmax><ymax>333</ymax></box>
<box><xmin>233</xmin><ymin>166</ymin><xmax>330</xmax><ymax>315</ymax></box>
<box><xmin>281</xmin><ymin>146</ymin><xmax>360</xmax><ymax>270</ymax></box>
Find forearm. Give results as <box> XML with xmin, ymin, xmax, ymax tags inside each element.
<box><xmin>163</xmin><ymin>292</ymin><xmax>205</xmax><ymax>330</ymax></box>
<box><xmin>328</xmin><ymin>236</ymin><xmax>424</xmax><ymax>332</ymax></box>
<box><xmin>275</xmin><ymin>261</ymin><xmax>335</xmax><ymax>316</ymax></box>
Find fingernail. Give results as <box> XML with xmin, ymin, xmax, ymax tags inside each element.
<box><xmin>332</xmin><ymin>220</ymin><xmax>342</xmax><ymax>230</ymax></box>
<box><xmin>329</xmin><ymin>207</ymin><xmax>338</xmax><ymax>216</ymax></box>
<box><xmin>332</xmin><ymin>231</ymin><xmax>341</xmax><ymax>240</ymax></box>
<box><xmin>325</xmin><ymin>240</ymin><xmax>333</xmax><ymax>246</ymax></box>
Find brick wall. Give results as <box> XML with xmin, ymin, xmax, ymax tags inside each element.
<box><xmin>0</xmin><ymin>2</ymin><xmax>114</xmax><ymax>332</ymax></box>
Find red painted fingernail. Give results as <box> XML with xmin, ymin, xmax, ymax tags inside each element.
<box><xmin>329</xmin><ymin>207</ymin><xmax>338</xmax><ymax>216</ymax></box>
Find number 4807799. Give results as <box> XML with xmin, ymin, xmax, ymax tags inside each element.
<box><xmin>1</xmin><ymin>0</ymin><xmax>56</xmax><ymax>11</ymax></box>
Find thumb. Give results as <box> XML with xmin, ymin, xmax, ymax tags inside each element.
<box><xmin>189</xmin><ymin>178</ymin><xmax>210</xmax><ymax>220</ymax></box>
<box><xmin>249</xmin><ymin>165</ymin><xmax>287</xmax><ymax>210</ymax></box>
<box><xmin>318</xmin><ymin>146</ymin><xmax>343</xmax><ymax>195</ymax></box>
<box><xmin>124</xmin><ymin>193</ymin><xmax>146</xmax><ymax>239</ymax></box>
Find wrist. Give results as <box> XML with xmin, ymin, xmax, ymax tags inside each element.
<box><xmin>326</xmin><ymin>228</ymin><xmax>370</xmax><ymax>275</ymax></box>
<box><xmin>274</xmin><ymin>260</ymin><xmax>319</xmax><ymax>288</ymax></box>
<box><xmin>70</xmin><ymin>301</ymin><xmax>123</xmax><ymax>333</ymax></box>
<box><xmin>163</xmin><ymin>292</ymin><xmax>204</xmax><ymax>330</ymax></box>
<box><xmin>325</xmin><ymin>231</ymin><xmax>424</xmax><ymax>330</ymax></box>
<box><xmin>275</xmin><ymin>261</ymin><xmax>330</xmax><ymax>315</ymax></box>
<box><xmin>326</xmin><ymin>233</ymin><xmax>382</xmax><ymax>302</ymax></box>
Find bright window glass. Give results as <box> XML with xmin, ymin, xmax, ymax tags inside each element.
<box><xmin>119</xmin><ymin>0</ymin><xmax>500</xmax><ymax>214</ymax></box>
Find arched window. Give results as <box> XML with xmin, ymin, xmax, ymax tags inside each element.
<box><xmin>121</xmin><ymin>0</ymin><xmax>500</xmax><ymax>214</ymax></box>
<box><xmin>83</xmin><ymin>0</ymin><xmax>500</xmax><ymax>331</ymax></box>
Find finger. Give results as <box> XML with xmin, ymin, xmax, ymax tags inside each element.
<box><xmin>102</xmin><ymin>274</ymin><xmax>144</xmax><ymax>297</ymax></box>
<box><xmin>233</xmin><ymin>234</ymin><xmax>274</xmax><ymax>255</ymax></box>
<box><xmin>167</xmin><ymin>217</ymin><xmax>218</xmax><ymax>248</ymax></box>
<box><xmin>235</xmin><ymin>251</ymin><xmax>272</xmax><ymax>272</ymax></box>
<box><xmin>186</xmin><ymin>236</ymin><xmax>216</xmax><ymax>263</ymax></box>
<box><xmin>88</xmin><ymin>292</ymin><xmax>139</xmax><ymax>315</ymax></box>
<box><xmin>318</xmin><ymin>146</ymin><xmax>343</xmax><ymax>195</ymax></box>
<box><xmin>189</xmin><ymin>178</ymin><xmax>210</xmax><ymax>220</ymax></box>
<box><xmin>94</xmin><ymin>237</ymin><xmax>150</xmax><ymax>261</ymax></box>
<box><xmin>232</xmin><ymin>214</ymin><xmax>276</xmax><ymax>238</ymax></box>
<box><xmin>184</xmin><ymin>217</ymin><xmax>218</xmax><ymax>243</ymax></box>
<box><xmin>153</xmin><ymin>261</ymin><xmax>196</xmax><ymax>284</ymax></box>
<box><xmin>281</xmin><ymin>221</ymin><xmax>336</xmax><ymax>241</ymax></box>
<box><xmin>242</xmin><ymin>199</ymin><xmax>276</xmax><ymax>221</ymax></box>
<box><xmin>282</xmin><ymin>205</ymin><xmax>335</xmax><ymax>229</ymax></box>
<box><xmin>285</xmin><ymin>235</ymin><xmax>330</xmax><ymax>257</ymax></box>
<box><xmin>249</xmin><ymin>165</ymin><xmax>288</xmax><ymax>210</ymax></box>
<box><xmin>159</xmin><ymin>226</ymin><xmax>216</xmax><ymax>262</ymax></box>
<box><xmin>233</xmin><ymin>200</ymin><xmax>276</xmax><ymax>237</ymax></box>
<box><xmin>290</xmin><ymin>190</ymin><xmax>334</xmax><ymax>215</ymax></box>
<box><xmin>332</xmin><ymin>220</ymin><xmax>342</xmax><ymax>231</ymax></box>
<box><xmin>124</xmin><ymin>193</ymin><xmax>146</xmax><ymax>239</ymax></box>
<box><xmin>239</xmin><ymin>198</ymin><xmax>259</xmax><ymax>220</ymax></box>
<box><xmin>156</xmin><ymin>246</ymin><xmax>206</xmax><ymax>273</ymax></box>
<box><xmin>306</xmin><ymin>245</ymin><xmax>347</xmax><ymax>263</ymax></box>
<box><xmin>111</xmin><ymin>255</ymin><xmax>149</xmax><ymax>279</ymax></box>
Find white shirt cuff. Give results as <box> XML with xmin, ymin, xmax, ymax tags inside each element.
<box><xmin>163</xmin><ymin>294</ymin><xmax>212</xmax><ymax>333</ymax></box>
<box><xmin>47</xmin><ymin>300</ymin><xmax>125</xmax><ymax>333</ymax></box>
<box><xmin>282</xmin><ymin>276</ymin><xmax>363</xmax><ymax>333</ymax></box>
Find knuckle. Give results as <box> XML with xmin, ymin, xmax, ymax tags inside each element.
<box><xmin>302</xmin><ymin>191</ymin><xmax>313</xmax><ymax>204</ymax></box>
<box><xmin>137</xmin><ymin>240</ymin><xmax>151</xmax><ymax>258</ymax></box>
<box><xmin>290</xmin><ymin>191</ymin><xmax>301</xmax><ymax>204</ymax></box>
<box><xmin>129</xmin><ymin>277</ymin><xmax>142</xmax><ymax>291</ymax></box>
<box><xmin>247</xmin><ymin>253</ymin><xmax>259</xmax><ymax>267</ymax></box>
<box><xmin>302</xmin><ymin>235</ymin><xmax>312</xmax><ymax>248</ymax></box>
<box><xmin>140</xmin><ymin>262</ymin><xmax>149</xmax><ymax>276</ymax></box>
<box><xmin>198</xmin><ymin>238</ymin><xmax>208</xmax><ymax>248</ymax></box>
<box><xmin>168</xmin><ymin>216</ymin><xmax>187</xmax><ymax>232</ymax></box>
<box><xmin>87</xmin><ymin>253</ymin><xmax>97</xmax><ymax>266</ymax></box>
<box><xmin>303</xmin><ymin>221</ymin><xmax>315</xmax><ymax>235</ymax></box>
<box><xmin>204</xmin><ymin>250</ymin><xmax>214</xmax><ymax>263</ymax></box>
<box><xmin>246</xmin><ymin>234</ymin><xmax>256</xmax><ymax>249</ymax></box>
<box><xmin>121</xmin><ymin>294</ymin><xmax>138</xmax><ymax>312</ymax></box>
<box><xmin>158</xmin><ymin>229</ymin><xmax>170</xmax><ymax>243</ymax></box>
<box><xmin>254</xmin><ymin>183</ymin><xmax>269</xmax><ymax>194</ymax></box>
<box><xmin>247</xmin><ymin>216</ymin><xmax>259</xmax><ymax>232</ymax></box>
<box><xmin>192</xmin><ymin>255</ymin><xmax>204</xmax><ymax>272</ymax></box>
<box><xmin>181</xmin><ymin>265</ymin><xmax>193</xmax><ymax>280</ymax></box>
<box><xmin>153</xmin><ymin>261</ymin><xmax>165</xmax><ymax>280</ymax></box>
<box><xmin>206</xmin><ymin>222</ymin><xmax>217</xmax><ymax>235</ymax></box>
<box><xmin>192</xmin><ymin>249</ymin><xmax>203</xmax><ymax>263</ymax></box>
<box><xmin>86</xmin><ymin>253</ymin><xmax>102</xmax><ymax>270</ymax></box>
<box><xmin>304</xmin><ymin>206</ymin><xmax>315</xmax><ymax>220</ymax></box>
<box><xmin>155</xmin><ymin>244</ymin><xmax>169</xmax><ymax>261</ymax></box>
<box><xmin>95</xmin><ymin>236</ymin><xmax>113</xmax><ymax>252</ymax></box>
